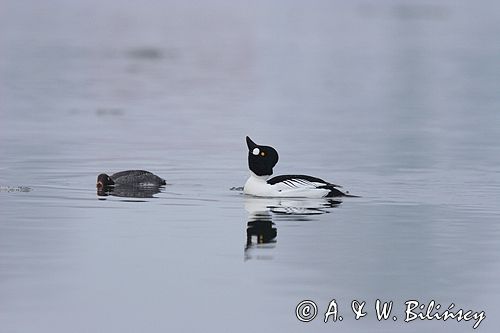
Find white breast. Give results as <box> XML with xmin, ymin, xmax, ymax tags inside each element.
<box><xmin>244</xmin><ymin>173</ymin><xmax>275</xmax><ymax>197</ymax></box>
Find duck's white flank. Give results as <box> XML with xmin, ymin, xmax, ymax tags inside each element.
<box><xmin>244</xmin><ymin>172</ymin><xmax>330</xmax><ymax>198</ymax></box>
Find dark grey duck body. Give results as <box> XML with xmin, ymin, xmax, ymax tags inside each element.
<box><xmin>97</xmin><ymin>170</ymin><xmax>166</xmax><ymax>188</ymax></box>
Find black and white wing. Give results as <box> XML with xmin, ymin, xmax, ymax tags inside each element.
<box><xmin>267</xmin><ymin>175</ymin><xmax>347</xmax><ymax>197</ymax></box>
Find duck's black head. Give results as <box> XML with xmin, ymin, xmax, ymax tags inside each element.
<box><xmin>246</xmin><ymin>136</ymin><xmax>279</xmax><ymax>176</ymax></box>
<box><xmin>96</xmin><ymin>173</ymin><xmax>115</xmax><ymax>189</ymax></box>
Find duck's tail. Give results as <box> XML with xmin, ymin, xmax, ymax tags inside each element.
<box><xmin>325</xmin><ymin>186</ymin><xmax>360</xmax><ymax>198</ymax></box>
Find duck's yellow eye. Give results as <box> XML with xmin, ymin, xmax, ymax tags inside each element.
<box><xmin>260</xmin><ymin>151</ymin><xmax>266</xmax><ymax>156</ymax></box>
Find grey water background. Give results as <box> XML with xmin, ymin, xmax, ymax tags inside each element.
<box><xmin>1</xmin><ymin>0</ymin><xmax>499</xmax><ymax>332</ymax></box>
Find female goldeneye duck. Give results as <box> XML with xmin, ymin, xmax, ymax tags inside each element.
<box><xmin>96</xmin><ymin>170</ymin><xmax>166</xmax><ymax>189</ymax></box>
<box><xmin>243</xmin><ymin>136</ymin><xmax>355</xmax><ymax>198</ymax></box>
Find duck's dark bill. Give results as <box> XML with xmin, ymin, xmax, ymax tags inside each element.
<box><xmin>246</xmin><ymin>136</ymin><xmax>258</xmax><ymax>150</ymax></box>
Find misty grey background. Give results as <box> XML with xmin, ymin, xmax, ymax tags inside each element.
<box><xmin>1</xmin><ymin>0</ymin><xmax>499</xmax><ymax>332</ymax></box>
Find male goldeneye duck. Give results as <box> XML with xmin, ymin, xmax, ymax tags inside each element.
<box><xmin>96</xmin><ymin>170</ymin><xmax>166</xmax><ymax>189</ymax></box>
<box><xmin>243</xmin><ymin>136</ymin><xmax>354</xmax><ymax>198</ymax></box>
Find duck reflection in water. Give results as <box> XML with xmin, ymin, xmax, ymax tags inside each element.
<box><xmin>97</xmin><ymin>185</ymin><xmax>163</xmax><ymax>199</ymax></box>
<box><xmin>244</xmin><ymin>197</ymin><xmax>341</xmax><ymax>260</ymax></box>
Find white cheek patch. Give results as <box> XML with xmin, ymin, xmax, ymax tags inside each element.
<box><xmin>252</xmin><ymin>148</ymin><xmax>260</xmax><ymax>156</ymax></box>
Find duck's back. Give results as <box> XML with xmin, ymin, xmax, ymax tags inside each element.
<box><xmin>111</xmin><ymin>170</ymin><xmax>166</xmax><ymax>186</ymax></box>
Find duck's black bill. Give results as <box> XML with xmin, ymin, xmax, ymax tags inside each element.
<box><xmin>246</xmin><ymin>136</ymin><xmax>257</xmax><ymax>150</ymax></box>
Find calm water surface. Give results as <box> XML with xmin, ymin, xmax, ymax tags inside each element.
<box><xmin>1</xmin><ymin>1</ymin><xmax>499</xmax><ymax>332</ymax></box>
